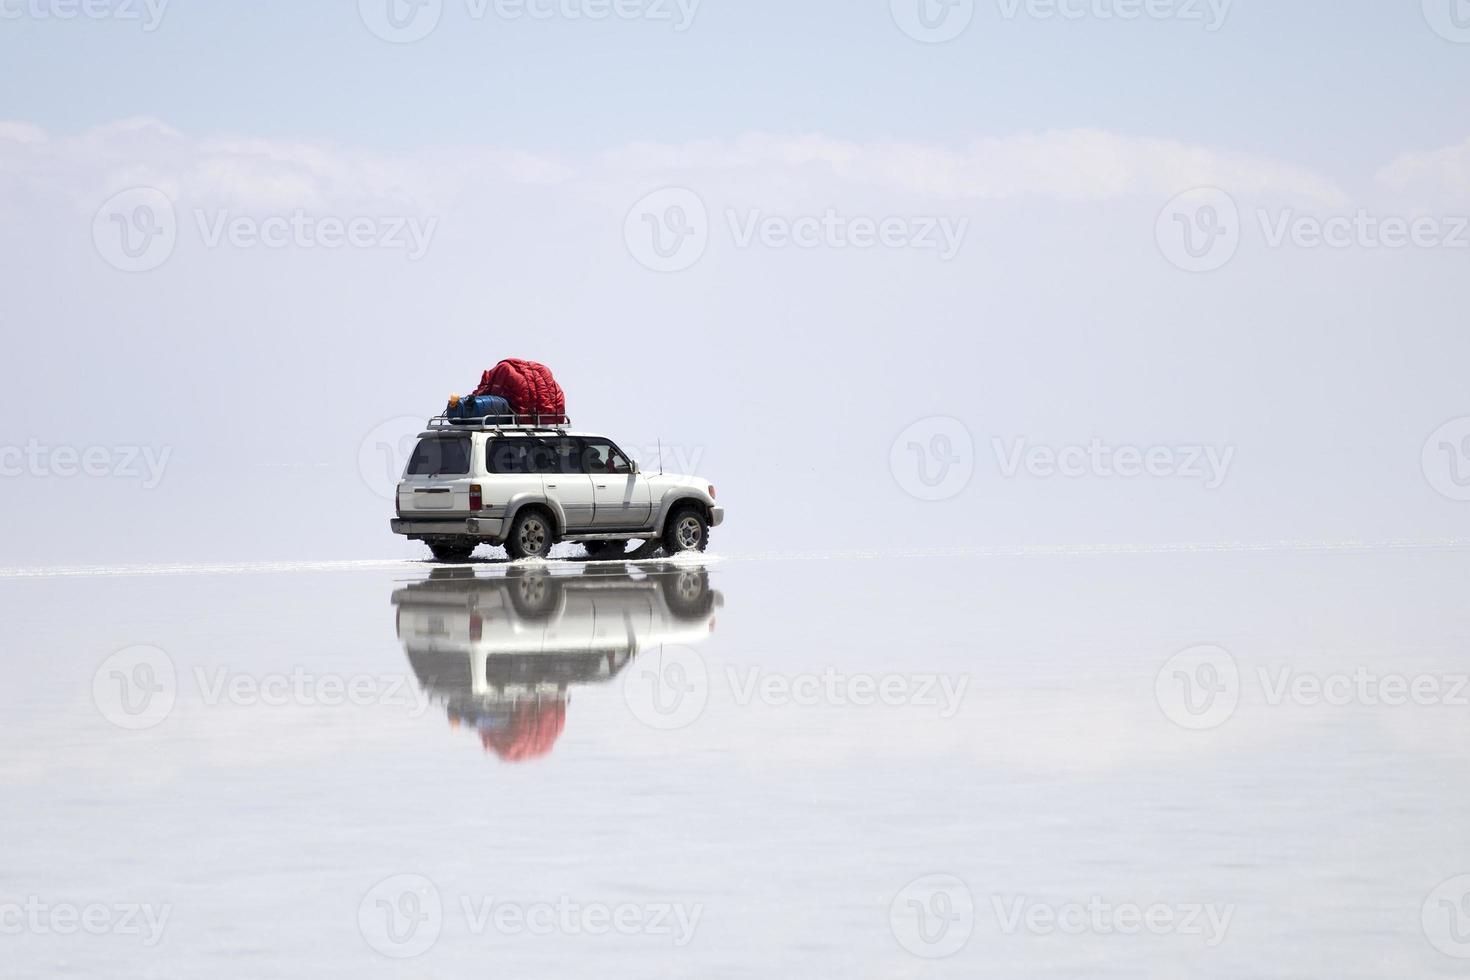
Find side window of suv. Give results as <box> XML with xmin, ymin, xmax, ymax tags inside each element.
<box><xmin>536</xmin><ymin>437</ymin><xmax>583</xmax><ymax>474</ymax></box>
<box><xmin>579</xmin><ymin>439</ymin><xmax>634</xmax><ymax>474</ymax></box>
<box><xmin>527</xmin><ymin>438</ymin><xmax>565</xmax><ymax>475</ymax></box>
<box><xmin>486</xmin><ymin>438</ymin><xmax>536</xmax><ymax>474</ymax></box>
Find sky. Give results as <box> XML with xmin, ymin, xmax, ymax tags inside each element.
<box><xmin>1</xmin><ymin>0</ymin><xmax>1469</xmax><ymax>565</ymax></box>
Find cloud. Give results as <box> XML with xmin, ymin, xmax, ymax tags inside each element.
<box><xmin>598</xmin><ymin>129</ymin><xmax>1350</xmax><ymax>205</ymax></box>
<box><xmin>0</xmin><ymin>118</ymin><xmax>1352</xmax><ymax>217</ymax></box>
<box><xmin>0</xmin><ymin>118</ymin><xmax>577</xmax><ymax>215</ymax></box>
<box><xmin>1376</xmin><ymin>137</ymin><xmax>1470</xmax><ymax>208</ymax></box>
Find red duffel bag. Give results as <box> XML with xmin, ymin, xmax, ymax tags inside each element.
<box><xmin>472</xmin><ymin>359</ymin><xmax>566</xmax><ymax>422</ymax></box>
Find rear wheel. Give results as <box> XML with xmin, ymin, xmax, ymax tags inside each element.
<box><xmin>661</xmin><ymin>507</ymin><xmax>709</xmax><ymax>555</ymax></box>
<box><xmin>583</xmin><ymin>540</ymin><xmax>630</xmax><ymax>560</ymax></box>
<box><xmin>428</xmin><ymin>540</ymin><xmax>477</xmax><ymax>563</ymax></box>
<box><xmin>506</xmin><ymin>509</ymin><xmax>554</xmax><ymax>560</ymax></box>
<box><xmin>507</xmin><ymin>568</ymin><xmax>562</xmax><ymax>618</ymax></box>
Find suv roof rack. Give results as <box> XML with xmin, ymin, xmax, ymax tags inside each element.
<box><xmin>426</xmin><ymin>413</ymin><xmax>572</xmax><ymax>433</ymax></box>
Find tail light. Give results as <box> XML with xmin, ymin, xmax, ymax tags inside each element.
<box><xmin>469</xmin><ymin>484</ymin><xmax>483</xmax><ymax>511</ymax></box>
<box><xmin>395</xmin><ymin>491</ymin><xmax>402</xmax><ymax>517</ymax></box>
<box><xmin>708</xmin><ymin>485</ymin><xmax>716</xmax><ymax>499</ymax></box>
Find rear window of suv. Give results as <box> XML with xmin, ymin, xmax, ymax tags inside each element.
<box><xmin>406</xmin><ymin>436</ymin><xmax>471</xmax><ymax>476</ymax></box>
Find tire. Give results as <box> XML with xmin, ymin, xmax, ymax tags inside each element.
<box><xmin>583</xmin><ymin>540</ymin><xmax>630</xmax><ymax>560</ymax></box>
<box><xmin>505</xmin><ymin>508</ymin><xmax>554</xmax><ymax>560</ymax></box>
<box><xmin>661</xmin><ymin>506</ymin><xmax>709</xmax><ymax>554</ymax></box>
<box><xmin>661</xmin><ymin>568</ymin><xmax>714</xmax><ymax>619</ymax></box>
<box><xmin>507</xmin><ymin>568</ymin><xmax>562</xmax><ymax>619</ymax></box>
<box><xmin>428</xmin><ymin>540</ymin><xmax>477</xmax><ymax>563</ymax></box>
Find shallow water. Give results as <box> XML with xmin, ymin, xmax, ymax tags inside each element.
<box><xmin>3</xmin><ymin>550</ymin><xmax>1468</xmax><ymax>977</ymax></box>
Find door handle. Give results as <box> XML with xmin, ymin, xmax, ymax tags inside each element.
<box><xmin>596</xmin><ymin>484</ymin><xmax>607</xmax><ymax>489</ymax></box>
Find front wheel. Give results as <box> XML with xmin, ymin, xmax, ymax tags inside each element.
<box><xmin>661</xmin><ymin>507</ymin><xmax>709</xmax><ymax>554</ymax></box>
<box><xmin>506</xmin><ymin>509</ymin><xmax>554</xmax><ymax>560</ymax></box>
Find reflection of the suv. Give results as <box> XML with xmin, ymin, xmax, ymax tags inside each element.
<box><xmin>392</xmin><ymin>562</ymin><xmax>722</xmax><ymax>762</ymax></box>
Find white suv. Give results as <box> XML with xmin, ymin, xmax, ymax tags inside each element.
<box><xmin>390</xmin><ymin>418</ymin><xmax>724</xmax><ymax>562</ymax></box>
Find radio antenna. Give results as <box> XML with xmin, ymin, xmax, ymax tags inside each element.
<box><xmin>657</xmin><ymin>438</ymin><xmax>664</xmax><ymax>476</ymax></box>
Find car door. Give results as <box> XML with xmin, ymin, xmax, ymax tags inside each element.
<box><xmin>535</xmin><ymin>437</ymin><xmax>597</xmax><ymax>531</ymax></box>
<box><xmin>481</xmin><ymin>437</ymin><xmax>545</xmax><ymax>526</ymax></box>
<box><xmin>581</xmin><ymin>438</ymin><xmax>653</xmax><ymax>528</ymax></box>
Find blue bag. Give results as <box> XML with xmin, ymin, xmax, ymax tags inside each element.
<box><xmin>446</xmin><ymin>394</ymin><xmax>513</xmax><ymax>423</ymax></box>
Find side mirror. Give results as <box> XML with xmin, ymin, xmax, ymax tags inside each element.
<box><xmin>631</xmin><ymin>461</ymin><xmax>641</xmax><ymax>474</ymax></box>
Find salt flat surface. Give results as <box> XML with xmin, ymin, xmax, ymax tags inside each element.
<box><xmin>2</xmin><ymin>550</ymin><xmax>1467</xmax><ymax>977</ymax></box>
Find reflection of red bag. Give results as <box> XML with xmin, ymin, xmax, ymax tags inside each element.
<box><xmin>480</xmin><ymin>699</ymin><xmax>566</xmax><ymax>763</ymax></box>
<box><xmin>472</xmin><ymin>359</ymin><xmax>566</xmax><ymax>421</ymax></box>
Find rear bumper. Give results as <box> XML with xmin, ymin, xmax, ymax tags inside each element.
<box><xmin>391</xmin><ymin>518</ymin><xmax>503</xmax><ymax>540</ymax></box>
<box><xmin>710</xmin><ymin>506</ymin><xmax>725</xmax><ymax>528</ymax></box>
<box><xmin>464</xmin><ymin>517</ymin><xmax>505</xmax><ymax>538</ymax></box>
